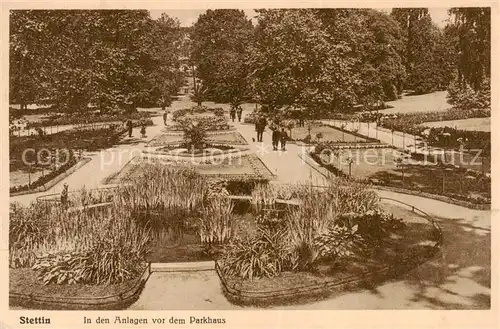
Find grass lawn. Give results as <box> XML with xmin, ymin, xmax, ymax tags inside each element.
<box><xmin>423</xmin><ymin>117</ymin><xmax>490</xmax><ymax>132</ymax></box>
<box><xmin>10</xmin><ymin>168</ymin><xmax>54</xmax><ymax>188</ymax></box>
<box><xmin>104</xmin><ymin>154</ymin><xmax>275</xmax><ymax>185</ymax></box>
<box><xmin>289</xmin><ymin>122</ymin><xmax>366</xmax><ymax>143</ymax></box>
<box><xmin>381</xmin><ymin>91</ymin><xmax>450</xmax><ymax>114</ymax></box>
<box><xmin>10</xmin><ymin>266</ymin><xmax>145</xmax><ymax>298</ymax></box>
<box><xmin>313</xmin><ymin>147</ymin><xmax>490</xmax><ymax>202</ymax></box>
<box><xmin>315</xmin><ymin>147</ymin><xmax>397</xmax><ymax>178</ymax></box>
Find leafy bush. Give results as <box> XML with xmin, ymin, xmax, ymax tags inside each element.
<box><xmin>284</xmin><ymin>181</ymin><xmax>379</xmax><ymax>270</ymax></box>
<box><xmin>182</xmin><ymin>121</ymin><xmax>208</xmax><ymax>149</ymax></box>
<box><xmin>212</xmin><ymin>107</ymin><xmax>225</xmax><ymax>117</ymax></box>
<box><xmin>313</xmin><ymin>225</ymin><xmax>364</xmax><ymax>261</ymax></box>
<box><xmin>447</xmin><ymin>78</ymin><xmax>490</xmax><ymax>110</ymax></box>
<box><xmin>243</xmin><ymin>112</ymin><xmax>257</xmax><ymax>124</ymax></box>
<box><xmin>338</xmin><ymin>210</ymin><xmax>405</xmax><ymax>247</ymax></box>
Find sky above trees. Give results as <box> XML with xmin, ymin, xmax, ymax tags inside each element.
<box><xmin>149</xmin><ymin>8</ymin><xmax>450</xmax><ymax>27</ymax></box>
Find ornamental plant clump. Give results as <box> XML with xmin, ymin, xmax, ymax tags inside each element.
<box><xmin>220</xmin><ymin>225</ymin><xmax>296</xmax><ymax>280</ymax></box>
<box><xmin>10</xmin><ymin>200</ymin><xmax>150</xmax><ymax>285</ymax></box>
<box><xmin>221</xmin><ymin>180</ymin><xmax>393</xmax><ymax>279</ymax></box>
<box><xmin>199</xmin><ymin>197</ymin><xmax>235</xmax><ymax>245</ymax></box>
<box><xmin>182</xmin><ymin>121</ymin><xmax>208</xmax><ymax>150</ymax></box>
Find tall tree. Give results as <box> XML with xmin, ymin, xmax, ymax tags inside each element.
<box><xmin>316</xmin><ymin>9</ymin><xmax>406</xmax><ymax>106</ymax></box>
<box><xmin>144</xmin><ymin>13</ymin><xmax>184</xmax><ymax>110</ymax></box>
<box><xmin>10</xmin><ymin>10</ymin><xmax>183</xmax><ymax>113</ymax></box>
<box><xmin>191</xmin><ymin>9</ymin><xmax>253</xmax><ymax>106</ymax></box>
<box><xmin>448</xmin><ymin>8</ymin><xmax>490</xmax><ymax>91</ymax></box>
<box><xmin>249</xmin><ymin>9</ymin><xmax>357</xmax><ymax>115</ymax></box>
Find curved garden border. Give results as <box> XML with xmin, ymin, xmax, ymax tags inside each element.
<box><xmin>142</xmin><ymin>145</ymin><xmax>251</xmax><ymax>157</ymax></box>
<box><xmin>299</xmin><ymin>152</ymin><xmax>490</xmax><ymax>211</ymax></box>
<box><xmin>10</xmin><ymin>157</ymin><xmax>92</xmax><ymax>197</ymax></box>
<box><xmin>215</xmin><ymin>197</ymin><xmax>443</xmax><ymax>307</ymax></box>
<box><xmin>9</xmin><ymin>263</ymin><xmax>151</xmax><ymax>310</ymax></box>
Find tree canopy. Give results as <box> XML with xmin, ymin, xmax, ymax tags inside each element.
<box><xmin>191</xmin><ymin>9</ymin><xmax>253</xmax><ymax>105</ymax></box>
<box><xmin>10</xmin><ymin>10</ymin><xmax>184</xmax><ymax>112</ymax></box>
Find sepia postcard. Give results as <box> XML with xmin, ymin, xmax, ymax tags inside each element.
<box><xmin>0</xmin><ymin>0</ymin><xmax>498</xmax><ymax>328</ymax></box>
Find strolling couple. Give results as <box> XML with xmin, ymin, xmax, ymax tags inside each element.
<box><xmin>230</xmin><ymin>105</ymin><xmax>243</xmax><ymax>122</ymax></box>
<box><xmin>272</xmin><ymin>127</ymin><xmax>288</xmax><ymax>151</ymax></box>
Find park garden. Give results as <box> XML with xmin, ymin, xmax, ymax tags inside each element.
<box><xmin>9</xmin><ymin>8</ymin><xmax>490</xmax><ymax>309</ymax></box>
<box><xmin>10</xmin><ymin>167</ymin><xmax>441</xmax><ymax>307</ymax></box>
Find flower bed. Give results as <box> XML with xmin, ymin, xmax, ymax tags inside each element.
<box><xmin>148</xmin><ymin>131</ymin><xmax>248</xmax><ymax>147</ymax></box>
<box><xmin>103</xmin><ymin>154</ymin><xmax>275</xmax><ymax>185</ymax></box>
<box><xmin>378</xmin><ymin>109</ymin><xmax>491</xmax><ymax>152</ymax></box>
<box><xmin>215</xmin><ymin>184</ymin><xmax>442</xmax><ymax>306</ymax></box>
<box><xmin>170</xmin><ymin>106</ymin><xmax>229</xmax><ymax>131</ymax></box>
<box><xmin>10</xmin><ymin>265</ymin><xmax>150</xmax><ymax>310</ymax></box>
<box><xmin>144</xmin><ymin>144</ymin><xmax>250</xmax><ymax>158</ymax></box>
<box><xmin>26</xmin><ymin>111</ymin><xmax>153</xmax><ymax>128</ymax></box>
<box><xmin>10</xmin><ymin>166</ymin><xmax>444</xmax><ymax>309</ymax></box>
<box><xmin>10</xmin><ymin>154</ymin><xmax>85</xmax><ymax>194</ymax></box>
<box><xmin>309</xmin><ymin>146</ymin><xmax>491</xmax><ymax>207</ymax></box>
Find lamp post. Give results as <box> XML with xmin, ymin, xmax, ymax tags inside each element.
<box><xmin>347</xmin><ymin>156</ymin><xmax>354</xmax><ymax>177</ymax></box>
<box><xmin>340</xmin><ymin>123</ymin><xmax>347</xmax><ymax>142</ymax></box>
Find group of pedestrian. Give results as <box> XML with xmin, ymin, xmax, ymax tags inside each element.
<box><xmin>271</xmin><ymin>126</ymin><xmax>288</xmax><ymax>151</ymax></box>
<box><xmin>254</xmin><ymin>115</ymin><xmax>288</xmax><ymax>151</ymax></box>
<box><xmin>125</xmin><ymin>118</ymin><xmax>147</xmax><ymax>138</ymax></box>
<box><xmin>230</xmin><ymin>105</ymin><xmax>243</xmax><ymax>122</ymax></box>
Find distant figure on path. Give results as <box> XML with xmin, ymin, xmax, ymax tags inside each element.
<box><xmin>271</xmin><ymin>127</ymin><xmax>280</xmax><ymax>151</ymax></box>
<box><xmin>163</xmin><ymin>110</ymin><xmax>169</xmax><ymax>125</ymax></box>
<box><xmin>140</xmin><ymin>124</ymin><xmax>146</xmax><ymax>138</ymax></box>
<box><xmin>236</xmin><ymin>106</ymin><xmax>243</xmax><ymax>122</ymax></box>
<box><xmin>256</xmin><ymin>116</ymin><xmax>267</xmax><ymax>142</ymax></box>
<box><xmin>126</xmin><ymin>119</ymin><xmax>133</xmax><ymax>137</ymax></box>
<box><xmin>230</xmin><ymin>107</ymin><xmax>236</xmax><ymax>122</ymax></box>
<box><xmin>280</xmin><ymin>128</ymin><xmax>288</xmax><ymax>151</ymax></box>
